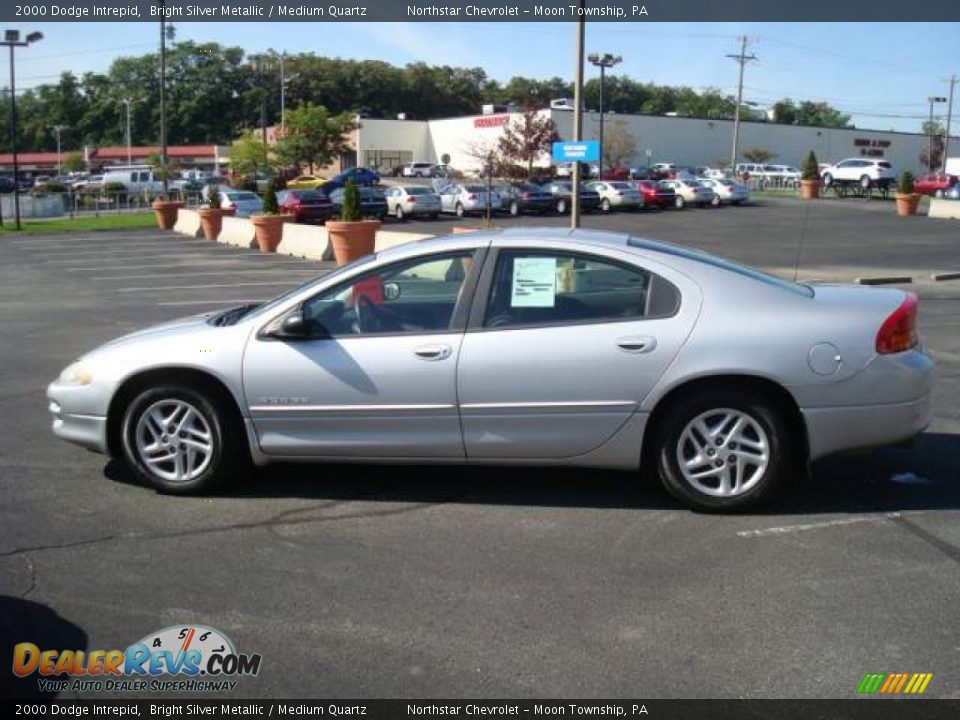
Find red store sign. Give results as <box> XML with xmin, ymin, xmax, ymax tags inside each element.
<box><xmin>474</xmin><ymin>115</ymin><xmax>510</xmax><ymax>129</ymax></box>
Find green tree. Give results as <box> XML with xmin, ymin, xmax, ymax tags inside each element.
<box><xmin>802</xmin><ymin>151</ymin><xmax>820</xmax><ymax>181</ymax></box>
<box><xmin>228</xmin><ymin>132</ymin><xmax>272</xmax><ymax>180</ymax></box>
<box><xmin>340</xmin><ymin>179</ymin><xmax>362</xmax><ymax>221</ymax></box>
<box><xmin>277</xmin><ymin>103</ymin><xmax>357</xmax><ymax>173</ymax></box>
<box><xmin>62</xmin><ymin>152</ymin><xmax>86</xmax><ymax>173</ymax></box>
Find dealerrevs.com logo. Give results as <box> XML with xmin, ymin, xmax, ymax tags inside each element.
<box><xmin>13</xmin><ymin>625</ymin><xmax>262</xmax><ymax>693</ymax></box>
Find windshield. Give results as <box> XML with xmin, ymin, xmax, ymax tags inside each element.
<box><xmin>406</xmin><ymin>187</ymin><xmax>432</xmax><ymax>195</ymax></box>
<box><xmin>294</xmin><ymin>190</ymin><xmax>324</xmax><ymax>201</ymax></box>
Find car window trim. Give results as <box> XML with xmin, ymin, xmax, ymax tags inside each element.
<box><xmin>465</xmin><ymin>247</ymin><xmax>679</xmax><ymax>333</ymax></box>
<box><xmin>258</xmin><ymin>247</ymin><xmax>488</xmax><ymax>342</ymax></box>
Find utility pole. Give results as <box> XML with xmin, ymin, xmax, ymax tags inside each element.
<box><xmin>280</xmin><ymin>53</ymin><xmax>286</xmax><ymax>135</ymax></box>
<box><xmin>122</xmin><ymin>97</ymin><xmax>139</xmax><ymax>166</ymax></box>
<box><xmin>727</xmin><ymin>36</ymin><xmax>757</xmax><ymax>171</ymax></box>
<box><xmin>571</xmin><ymin>4</ymin><xmax>585</xmax><ymax>230</ymax></box>
<box><xmin>159</xmin><ymin>4</ymin><xmax>169</xmax><ymax>194</ymax></box>
<box><xmin>51</xmin><ymin>124</ymin><xmax>67</xmax><ymax>176</ymax></box>
<box><xmin>943</xmin><ymin>74</ymin><xmax>956</xmax><ymax>170</ymax></box>
<box><xmin>927</xmin><ymin>96</ymin><xmax>947</xmax><ymax>171</ymax></box>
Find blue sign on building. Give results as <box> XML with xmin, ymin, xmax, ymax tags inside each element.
<box><xmin>552</xmin><ymin>141</ymin><xmax>600</xmax><ymax>163</ymax></box>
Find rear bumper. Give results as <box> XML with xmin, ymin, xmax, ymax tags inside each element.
<box><xmin>803</xmin><ymin>393</ymin><xmax>933</xmax><ymax>460</ymax></box>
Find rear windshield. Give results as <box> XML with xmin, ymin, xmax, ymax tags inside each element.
<box><xmin>627</xmin><ymin>237</ymin><xmax>813</xmax><ymax>297</ymax></box>
<box><xmin>609</xmin><ymin>182</ymin><xmax>631</xmax><ymax>189</ymax></box>
<box><xmin>228</xmin><ymin>192</ymin><xmax>258</xmax><ymax>201</ymax></box>
<box><xmin>406</xmin><ymin>187</ymin><xmax>433</xmax><ymax>195</ymax></box>
<box><xmin>878</xmin><ymin>162</ymin><xmax>892</xmax><ymax>168</ymax></box>
<box><xmin>465</xmin><ymin>185</ymin><xmax>486</xmax><ymax>192</ymax></box>
<box><xmin>293</xmin><ymin>190</ymin><xmax>324</xmax><ymax>201</ymax></box>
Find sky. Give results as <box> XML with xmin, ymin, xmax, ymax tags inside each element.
<box><xmin>4</xmin><ymin>21</ymin><xmax>959</xmax><ymax>134</ymax></box>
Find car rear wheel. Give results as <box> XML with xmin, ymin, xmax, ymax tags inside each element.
<box><xmin>121</xmin><ymin>384</ymin><xmax>245</xmax><ymax>494</ymax></box>
<box><xmin>601</xmin><ymin>198</ymin><xmax>612</xmax><ymax>212</ymax></box>
<box><xmin>556</xmin><ymin>198</ymin><xmax>567</xmax><ymax>214</ymax></box>
<box><xmin>860</xmin><ymin>175</ymin><xmax>871</xmax><ymax>189</ymax></box>
<box><xmin>822</xmin><ymin>173</ymin><xmax>833</xmax><ymax>186</ymax></box>
<box><xmin>655</xmin><ymin>389</ymin><xmax>792</xmax><ymax>512</ymax></box>
<box><xmin>455</xmin><ymin>202</ymin><xmax>465</xmax><ymax>217</ymax></box>
<box><xmin>509</xmin><ymin>201</ymin><xmax>520</xmax><ymax>216</ymax></box>
<box><xmin>710</xmin><ymin>195</ymin><xmax>721</xmax><ymax>206</ymax></box>
<box><xmin>674</xmin><ymin>196</ymin><xmax>685</xmax><ymax>209</ymax></box>
<box><xmin>394</xmin><ymin>205</ymin><xmax>405</xmax><ymax>220</ymax></box>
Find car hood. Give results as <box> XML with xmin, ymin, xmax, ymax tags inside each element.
<box><xmin>95</xmin><ymin>312</ymin><xmax>219</xmax><ymax>353</ymax></box>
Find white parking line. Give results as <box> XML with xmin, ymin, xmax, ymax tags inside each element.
<box><xmin>10</xmin><ymin>233</ymin><xmax>174</xmax><ymax>243</ymax></box>
<box><xmin>36</xmin><ymin>246</ymin><xmax>227</xmax><ymax>258</ymax></box>
<box><xmin>117</xmin><ymin>281</ymin><xmax>306</xmax><ymax>292</ymax></box>
<box><xmin>53</xmin><ymin>253</ymin><xmax>272</xmax><ymax>267</ymax></box>
<box><xmin>736</xmin><ymin>512</ymin><xmax>906</xmax><ymax>538</ymax></box>
<box><xmin>66</xmin><ymin>260</ymin><xmax>316</xmax><ymax>272</ymax></box>
<box><xmin>91</xmin><ymin>268</ymin><xmax>321</xmax><ymax>281</ymax></box>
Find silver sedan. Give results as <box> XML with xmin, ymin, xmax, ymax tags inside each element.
<box><xmin>48</xmin><ymin>230</ymin><xmax>933</xmax><ymax>511</ymax></box>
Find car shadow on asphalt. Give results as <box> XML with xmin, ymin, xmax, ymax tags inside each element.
<box><xmin>0</xmin><ymin>595</ymin><xmax>88</xmax><ymax>698</ymax></box>
<box><xmin>104</xmin><ymin>432</ymin><xmax>959</xmax><ymax>516</ymax></box>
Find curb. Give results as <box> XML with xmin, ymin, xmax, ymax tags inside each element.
<box><xmin>855</xmin><ymin>276</ymin><xmax>913</xmax><ymax>285</ymax></box>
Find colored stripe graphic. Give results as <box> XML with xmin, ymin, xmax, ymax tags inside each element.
<box><xmin>858</xmin><ymin>672</ymin><xmax>933</xmax><ymax>694</ymax></box>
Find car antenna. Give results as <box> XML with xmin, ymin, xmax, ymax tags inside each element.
<box><xmin>792</xmin><ymin>197</ymin><xmax>813</xmax><ymax>283</ymax></box>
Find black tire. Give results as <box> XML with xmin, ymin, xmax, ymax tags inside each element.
<box><xmin>822</xmin><ymin>173</ymin><xmax>833</xmax><ymax>187</ymax></box>
<box><xmin>860</xmin><ymin>175</ymin><xmax>871</xmax><ymax>189</ymax></box>
<box><xmin>394</xmin><ymin>205</ymin><xmax>404</xmax><ymax>221</ymax></box>
<box><xmin>654</xmin><ymin>389</ymin><xmax>794</xmax><ymax>512</ymax></box>
<box><xmin>601</xmin><ymin>198</ymin><xmax>612</xmax><ymax>212</ymax></box>
<box><xmin>509</xmin><ymin>201</ymin><xmax>520</xmax><ymax>216</ymax></box>
<box><xmin>120</xmin><ymin>384</ymin><xmax>246</xmax><ymax>494</ymax></box>
<box><xmin>455</xmin><ymin>202</ymin><xmax>465</xmax><ymax>218</ymax></box>
<box><xmin>674</xmin><ymin>195</ymin><xmax>685</xmax><ymax>209</ymax></box>
<box><xmin>710</xmin><ymin>194</ymin><xmax>721</xmax><ymax>207</ymax></box>
<box><xmin>556</xmin><ymin>198</ymin><xmax>567</xmax><ymax>214</ymax></box>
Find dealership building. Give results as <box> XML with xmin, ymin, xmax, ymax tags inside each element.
<box><xmin>345</xmin><ymin>108</ymin><xmax>956</xmax><ymax>176</ymax></box>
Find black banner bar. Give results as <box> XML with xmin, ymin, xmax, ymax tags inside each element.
<box><xmin>1</xmin><ymin>0</ymin><xmax>959</xmax><ymax>22</ymax></box>
<box><xmin>4</xmin><ymin>700</ymin><xmax>960</xmax><ymax>719</ymax></box>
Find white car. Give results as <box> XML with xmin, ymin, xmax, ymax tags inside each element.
<box><xmin>384</xmin><ymin>186</ymin><xmax>442</xmax><ymax>220</ymax></box>
<box><xmin>765</xmin><ymin>165</ymin><xmax>801</xmax><ymax>186</ymax></box>
<box><xmin>402</xmin><ymin>162</ymin><xmax>437</xmax><ymax>178</ymax></box>
<box><xmin>661</xmin><ymin>179</ymin><xmax>715</xmax><ymax>208</ymax></box>
<box><xmin>437</xmin><ymin>184</ymin><xmax>500</xmax><ymax>217</ymax></box>
<box><xmin>821</xmin><ymin>159</ymin><xmax>896</xmax><ymax>188</ymax></box>
<box><xmin>652</xmin><ymin>162</ymin><xmax>676</xmax><ymax>174</ymax></box>
<box><xmin>699</xmin><ymin>178</ymin><xmax>749</xmax><ymax>205</ymax></box>
<box><xmin>586</xmin><ymin>181</ymin><xmax>643</xmax><ymax>211</ymax></box>
<box><xmin>218</xmin><ymin>190</ymin><xmax>263</xmax><ymax>218</ymax></box>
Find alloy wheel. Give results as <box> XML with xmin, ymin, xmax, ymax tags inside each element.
<box><xmin>675</xmin><ymin>408</ymin><xmax>769</xmax><ymax>498</ymax></box>
<box><xmin>134</xmin><ymin>399</ymin><xmax>214</xmax><ymax>484</ymax></box>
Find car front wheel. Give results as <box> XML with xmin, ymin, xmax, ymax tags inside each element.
<box><xmin>121</xmin><ymin>384</ymin><xmax>245</xmax><ymax>494</ymax></box>
<box><xmin>601</xmin><ymin>198</ymin><xmax>612</xmax><ymax>212</ymax></box>
<box><xmin>822</xmin><ymin>173</ymin><xmax>833</xmax><ymax>186</ymax></box>
<box><xmin>455</xmin><ymin>202</ymin><xmax>465</xmax><ymax>217</ymax></box>
<box><xmin>674</xmin><ymin>196</ymin><xmax>685</xmax><ymax>209</ymax></box>
<box><xmin>509</xmin><ymin>201</ymin><xmax>520</xmax><ymax>216</ymax></box>
<box><xmin>556</xmin><ymin>198</ymin><xmax>567</xmax><ymax>214</ymax></box>
<box><xmin>394</xmin><ymin>205</ymin><xmax>405</xmax><ymax>220</ymax></box>
<box><xmin>655</xmin><ymin>389</ymin><xmax>792</xmax><ymax>512</ymax></box>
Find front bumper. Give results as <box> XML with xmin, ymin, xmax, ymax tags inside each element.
<box><xmin>48</xmin><ymin>398</ymin><xmax>108</xmax><ymax>454</ymax></box>
<box><xmin>803</xmin><ymin>393</ymin><xmax>933</xmax><ymax>461</ymax></box>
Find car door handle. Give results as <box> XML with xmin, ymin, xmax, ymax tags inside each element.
<box><xmin>616</xmin><ymin>336</ymin><xmax>657</xmax><ymax>353</ymax></box>
<box><xmin>413</xmin><ymin>344</ymin><xmax>452</xmax><ymax>361</ymax></box>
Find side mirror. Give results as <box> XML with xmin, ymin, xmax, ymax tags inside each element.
<box><xmin>270</xmin><ymin>310</ymin><xmax>317</xmax><ymax>340</ymax></box>
<box><xmin>383</xmin><ymin>282</ymin><xmax>401</xmax><ymax>302</ymax></box>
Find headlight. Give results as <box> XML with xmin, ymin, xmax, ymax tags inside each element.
<box><xmin>58</xmin><ymin>361</ymin><xmax>93</xmax><ymax>386</ymax></box>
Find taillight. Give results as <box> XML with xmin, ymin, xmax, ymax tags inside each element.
<box><xmin>616</xmin><ymin>191</ymin><xmax>624</xmax><ymax>196</ymax></box>
<box><xmin>876</xmin><ymin>293</ymin><xmax>919</xmax><ymax>354</ymax></box>
<box><xmin>408</xmin><ymin>196</ymin><xmax>416</xmax><ymax>203</ymax></box>
<box><xmin>468</xmin><ymin>193</ymin><xmax>477</xmax><ymax>200</ymax></box>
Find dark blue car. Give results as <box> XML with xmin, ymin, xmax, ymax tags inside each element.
<box><xmin>321</xmin><ymin>167</ymin><xmax>381</xmax><ymax>194</ymax></box>
<box><xmin>328</xmin><ymin>186</ymin><xmax>387</xmax><ymax>219</ymax></box>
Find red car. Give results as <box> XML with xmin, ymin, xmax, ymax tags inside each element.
<box><xmin>633</xmin><ymin>180</ymin><xmax>676</xmax><ymax>209</ymax></box>
<box><xmin>600</xmin><ymin>166</ymin><xmax>631</xmax><ymax>181</ymax></box>
<box><xmin>277</xmin><ymin>189</ymin><xmax>333</xmax><ymax>223</ymax></box>
<box><xmin>913</xmin><ymin>172</ymin><xmax>959</xmax><ymax>197</ymax></box>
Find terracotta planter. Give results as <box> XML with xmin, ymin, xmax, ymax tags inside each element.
<box><xmin>151</xmin><ymin>200</ymin><xmax>183</xmax><ymax>230</ymax></box>
<box><xmin>198</xmin><ymin>207</ymin><xmax>223</xmax><ymax>241</ymax></box>
<box><xmin>251</xmin><ymin>214</ymin><xmax>293</xmax><ymax>253</ymax></box>
<box><xmin>895</xmin><ymin>193</ymin><xmax>921</xmax><ymax>217</ymax></box>
<box><xmin>800</xmin><ymin>179</ymin><xmax>820</xmax><ymax>200</ymax></box>
<box><xmin>326</xmin><ymin>219</ymin><xmax>381</xmax><ymax>266</ymax></box>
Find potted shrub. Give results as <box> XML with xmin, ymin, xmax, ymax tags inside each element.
<box><xmin>250</xmin><ymin>181</ymin><xmax>292</xmax><ymax>253</ymax></box>
<box><xmin>198</xmin><ymin>185</ymin><xmax>223</xmax><ymax>240</ymax></box>
<box><xmin>151</xmin><ymin>194</ymin><xmax>183</xmax><ymax>230</ymax></box>
<box><xmin>895</xmin><ymin>171</ymin><xmax>921</xmax><ymax>217</ymax></box>
<box><xmin>326</xmin><ymin>179</ymin><xmax>381</xmax><ymax>266</ymax></box>
<box><xmin>800</xmin><ymin>151</ymin><xmax>820</xmax><ymax>199</ymax></box>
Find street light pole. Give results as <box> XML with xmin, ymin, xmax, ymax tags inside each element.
<box><xmin>570</xmin><ymin>5</ymin><xmax>585</xmax><ymax>230</ymax></box>
<box><xmin>927</xmin><ymin>96</ymin><xmax>947</xmax><ymax>171</ymax></box>
<box><xmin>587</xmin><ymin>52</ymin><xmax>622</xmax><ymax>180</ymax></box>
<box><xmin>159</xmin><ymin>5</ymin><xmax>169</xmax><ymax>194</ymax></box>
<box><xmin>943</xmin><ymin>75</ymin><xmax>956</xmax><ymax>168</ymax></box>
<box><xmin>52</xmin><ymin>124</ymin><xmax>67</xmax><ymax>176</ymax></box>
<box><xmin>727</xmin><ymin>36</ymin><xmax>757</xmax><ymax>172</ymax></box>
<box><xmin>121</xmin><ymin>97</ymin><xmax>139</xmax><ymax>166</ymax></box>
<box><xmin>1</xmin><ymin>30</ymin><xmax>43</xmax><ymax>231</ymax></box>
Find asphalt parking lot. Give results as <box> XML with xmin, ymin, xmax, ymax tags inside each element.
<box><xmin>1</xmin><ymin>199</ymin><xmax>959</xmax><ymax>699</ymax></box>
